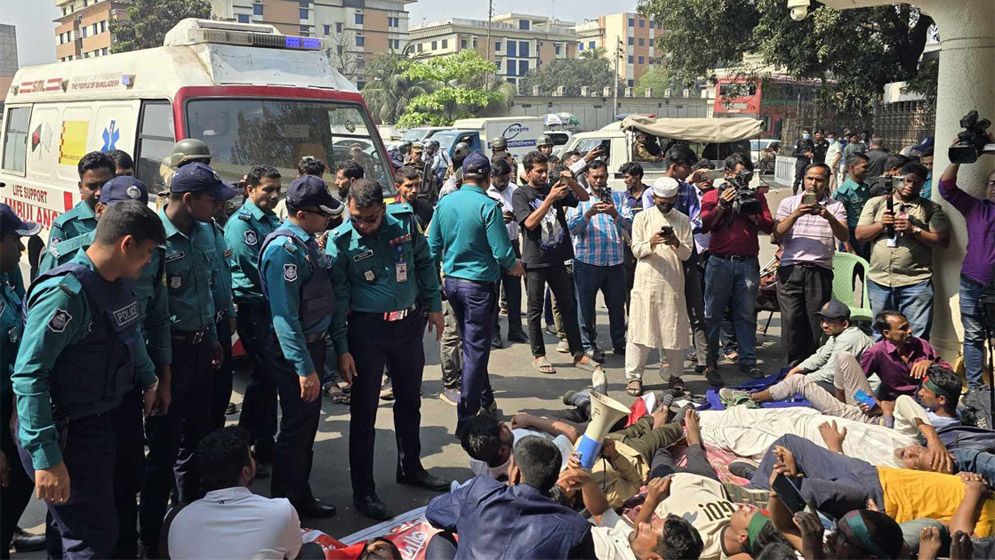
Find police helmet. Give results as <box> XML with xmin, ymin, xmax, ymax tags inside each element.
<box><xmin>452</xmin><ymin>142</ymin><xmax>472</xmax><ymax>167</ymax></box>
<box><xmin>169</xmin><ymin>139</ymin><xmax>213</xmax><ymax>167</ymax></box>
<box><xmin>538</xmin><ymin>135</ymin><xmax>553</xmax><ymax>147</ymax></box>
<box><xmin>489</xmin><ymin>137</ymin><xmax>508</xmax><ymax>150</ymax></box>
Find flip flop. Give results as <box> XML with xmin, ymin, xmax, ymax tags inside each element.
<box><xmin>667</xmin><ymin>376</ymin><xmax>686</xmax><ymax>391</ymax></box>
<box><xmin>533</xmin><ymin>356</ymin><xmax>556</xmax><ymax>375</ymax></box>
<box><xmin>573</xmin><ymin>356</ymin><xmax>602</xmax><ymax>372</ymax></box>
<box><xmin>626</xmin><ymin>380</ymin><xmax>643</xmax><ymax>396</ymax></box>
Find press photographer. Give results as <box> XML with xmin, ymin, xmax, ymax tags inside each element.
<box><xmin>700</xmin><ymin>153</ymin><xmax>774</xmax><ymax>385</ymax></box>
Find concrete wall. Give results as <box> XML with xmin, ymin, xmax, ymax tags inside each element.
<box><xmin>490</xmin><ymin>94</ymin><xmax>708</xmax><ymax>131</ymax></box>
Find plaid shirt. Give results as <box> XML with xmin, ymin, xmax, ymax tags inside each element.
<box><xmin>566</xmin><ymin>190</ymin><xmax>633</xmax><ymax>266</ymax></box>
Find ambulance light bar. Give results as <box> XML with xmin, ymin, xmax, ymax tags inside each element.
<box><xmin>163</xmin><ymin>19</ymin><xmax>325</xmax><ymax>51</ymax></box>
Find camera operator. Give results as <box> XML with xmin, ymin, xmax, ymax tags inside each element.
<box><xmin>700</xmin><ymin>154</ymin><xmax>774</xmax><ymax>385</ymax></box>
<box><xmin>868</xmin><ymin>154</ymin><xmax>910</xmax><ymax>197</ymax></box>
<box><xmin>855</xmin><ymin>162</ymin><xmax>950</xmax><ymax>340</ymax></box>
<box><xmin>939</xmin><ymin>139</ymin><xmax>995</xmax><ymax>390</ymax></box>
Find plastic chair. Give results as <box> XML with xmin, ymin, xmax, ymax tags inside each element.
<box><xmin>831</xmin><ymin>252</ymin><xmax>874</xmax><ymax>323</ymax></box>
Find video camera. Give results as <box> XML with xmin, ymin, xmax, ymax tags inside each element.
<box><xmin>949</xmin><ymin>111</ymin><xmax>995</xmax><ymax>164</ymax></box>
<box><xmin>721</xmin><ymin>169</ymin><xmax>762</xmax><ymax>215</ymax></box>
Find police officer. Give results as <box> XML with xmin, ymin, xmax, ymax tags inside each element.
<box><xmin>226</xmin><ymin>165</ymin><xmax>283</xmax><ymax>473</ymax></box>
<box><xmin>538</xmin><ymin>135</ymin><xmax>554</xmax><ymax>156</ymax></box>
<box><xmin>141</xmin><ymin>163</ymin><xmax>227</xmax><ymax>549</ymax></box>
<box><xmin>490</xmin><ymin>136</ymin><xmax>509</xmax><ymax>157</ymax></box>
<box><xmin>259</xmin><ymin>175</ymin><xmax>341</xmax><ymax>518</ymax></box>
<box><xmin>0</xmin><ymin>205</ymin><xmax>46</xmax><ymax>557</ymax></box>
<box><xmin>167</xmin><ymin>138</ymin><xmax>213</xmax><ymax>168</ymax></box>
<box><xmin>48</xmin><ymin>152</ymin><xmax>116</xmax><ymax>245</ymax></box>
<box><xmin>328</xmin><ymin>178</ymin><xmax>449</xmax><ymax>521</ymax></box>
<box><xmin>13</xmin><ymin>201</ymin><xmax>165</xmax><ymax>558</ymax></box>
<box><xmin>209</xmin><ymin>185</ymin><xmax>238</xmax><ymax>429</ymax></box>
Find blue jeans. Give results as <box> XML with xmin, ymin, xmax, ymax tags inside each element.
<box><xmin>573</xmin><ymin>260</ymin><xmax>627</xmax><ymax>353</ymax></box>
<box><xmin>959</xmin><ymin>275</ymin><xmax>992</xmax><ymax>388</ymax></box>
<box><xmin>704</xmin><ymin>255</ymin><xmax>759</xmax><ymax>369</ymax></box>
<box><xmin>867</xmin><ymin>278</ymin><xmax>934</xmax><ymax>340</ymax></box>
<box><xmin>954</xmin><ymin>448</ymin><xmax>995</xmax><ymax>482</ymax></box>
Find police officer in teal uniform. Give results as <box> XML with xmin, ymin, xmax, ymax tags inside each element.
<box><xmin>259</xmin><ymin>175</ymin><xmax>340</xmax><ymax>518</ymax></box>
<box><xmin>141</xmin><ymin>162</ymin><xmax>227</xmax><ymax>548</ymax></box>
<box><xmin>226</xmin><ymin>165</ymin><xmax>283</xmax><ymax>471</ymax></box>
<box><xmin>209</xmin><ymin>185</ymin><xmax>238</xmax><ymax>430</ymax></box>
<box><xmin>328</xmin><ymin>178</ymin><xmax>449</xmax><ymax>521</ymax></box>
<box><xmin>0</xmin><ymin>204</ymin><xmax>46</xmax><ymax>557</ymax></box>
<box><xmin>47</xmin><ymin>152</ymin><xmax>115</xmax><ymax>246</ymax></box>
<box><xmin>12</xmin><ymin>201</ymin><xmax>165</xmax><ymax>559</ymax></box>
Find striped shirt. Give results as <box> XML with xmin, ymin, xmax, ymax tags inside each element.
<box><xmin>566</xmin><ymin>190</ymin><xmax>633</xmax><ymax>267</ymax></box>
<box><xmin>776</xmin><ymin>192</ymin><xmax>847</xmax><ymax>269</ymax></box>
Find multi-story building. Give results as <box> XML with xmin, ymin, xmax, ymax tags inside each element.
<box><xmin>0</xmin><ymin>24</ymin><xmax>17</xmax><ymax>102</ymax></box>
<box><xmin>54</xmin><ymin>0</ymin><xmax>130</xmax><ymax>62</ymax></box>
<box><xmin>574</xmin><ymin>12</ymin><xmax>658</xmax><ymax>88</ymax></box>
<box><xmin>408</xmin><ymin>14</ymin><xmax>577</xmax><ymax>89</ymax></box>
<box><xmin>210</xmin><ymin>0</ymin><xmax>414</xmax><ymax>88</ymax></box>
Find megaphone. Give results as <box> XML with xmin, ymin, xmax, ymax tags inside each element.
<box><xmin>574</xmin><ymin>391</ymin><xmax>632</xmax><ymax>469</ymax></box>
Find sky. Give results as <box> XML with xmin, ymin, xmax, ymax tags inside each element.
<box><xmin>0</xmin><ymin>0</ymin><xmax>637</xmax><ymax>68</ymax></box>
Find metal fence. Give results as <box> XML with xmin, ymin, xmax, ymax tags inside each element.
<box><xmin>777</xmin><ymin>100</ymin><xmax>935</xmax><ymax>152</ymax></box>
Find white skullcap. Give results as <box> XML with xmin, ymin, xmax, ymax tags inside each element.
<box><xmin>652</xmin><ymin>177</ymin><xmax>680</xmax><ymax>198</ymax></box>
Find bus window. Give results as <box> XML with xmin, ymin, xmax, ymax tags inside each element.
<box><xmin>2</xmin><ymin>107</ymin><xmax>31</xmax><ymax>175</ymax></box>
<box><xmin>136</xmin><ymin>101</ymin><xmax>175</xmax><ymax>195</ymax></box>
<box><xmin>186</xmin><ymin>99</ymin><xmax>393</xmax><ymax>194</ymax></box>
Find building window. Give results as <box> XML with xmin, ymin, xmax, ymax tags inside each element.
<box><xmin>507</xmin><ymin>41</ymin><xmax>516</xmax><ymax>57</ymax></box>
<box><xmin>519</xmin><ymin>41</ymin><xmax>529</xmax><ymax>57</ymax></box>
<box><xmin>628</xmin><ymin>17</ymin><xmax>635</xmax><ymax>27</ymax></box>
<box><xmin>417</xmin><ymin>43</ymin><xmax>423</xmax><ymax>52</ymax></box>
<box><xmin>577</xmin><ymin>42</ymin><xmax>583</xmax><ymax>51</ymax></box>
<box><xmin>336</xmin><ymin>22</ymin><xmax>342</xmax><ymax>33</ymax></box>
<box><xmin>494</xmin><ymin>41</ymin><xmax>501</xmax><ymax>52</ymax></box>
<box><xmin>102</xmin><ymin>47</ymin><xmax>108</xmax><ymax>55</ymax></box>
<box><xmin>588</xmin><ymin>40</ymin><xmax>595</xmax><ymax>49</ymax></box>
<box><xmin>300</xmin><ymin>8</ymin><xmax>309</xmax><ymax>19</ymax></box>
<box><xmin>253</xmin><ymin>3</ymin><xmax>263</xmax><ymax>15</ymax></box>
<box><xmin>628</xmin><ymin>79</ymin><xmax>634</xmax><ymax>87</ymax></box>
<box><xmin>472</xmin><ymin>38</ymin><xmax>478</xmax><ymax>47</ymax></box>
<box><xmin>388</xmin><ymin>16</ymin><xmax>399</xmax><ymax>27</ymax></box>
<box><xmin>638</xmin><ymin>56</ymin><xmax>644</xmax><ymax>64</ymax></box>
<box><xmin>355</xmin><ymin>13</ymin><xmax>364</xmax><ymax>25</ymax></box>
<box><xmin>300</xmin><ymin>26</ymin><xmax>310</xmax><ymax>36</ymax></box>
<box><xmin>81</xmin><ymin>26</ymin><xmax>87</xmax><ymax>38</ymax></box>
<box><xmin>441</xmin><ymin>39</ymin><xmax>448</xmax><ymax>49</ymax></box>
<box><xmin>92</xmin><ymin>23</ymin><xmax>98</xmax><ymax>35</ymax></box>
<box><xmin>554</xmin><ymin>43</ymin><xmax>560</xmax><ymax>55</ymax></box>
<box><xmin>389</xmin><ymin>39</ymin><xmax>400</xmax><ymax>49</ymax></box>
<box><xmin>627</xmin><ymin>36</ymin><xmax>634</xmax><ymax>45</ymax></box>
<box><xmin>99</xmin><ymin>21</ymin><xmax>106</xmax><ymax>33</ymax></box>
<box><xmin>460</xmin><ymin>39</ymin><xmax>467</xmax><ymax>49</ymax></box>
<box><xmin>506</xmin><ymin>61</ymin><xmax>515</xmax><ymax>76</ymax></box>
<box><xmin>431</xmin><ymin>40</ymin><xmax>437</xmax><ymax>50</ymax></box>
<box><xmin>495</xmin><ymin>60</ymin><xmax>501</xmax><ymax>71</ymax></box>
<box><xmin>237</xmin><ymin>14</ymin><xmax>250</xmax><ymax>23</ymax></box>
<box><xmin>638</xmin><ymin>37</ymin><xmax>644</xmax><ymax>46</ymax></box>
<box><xmin>299</xmin><ymin>0</ymin><xmax>309</xmax><ymax>6</ymax></box>
<box><xmin>519</xmin><ymin>19</ymin><xmax>530</xmax><ymax>30</ymax></box>
<box><xmin>628</xmin><ymin>55</ymin><xmax>634</xmax><ymax>64</ymax></box>
<box><xmin>518</xmin><ymin>60</ymin><xmax>529</xmax><ymax>75</ymax></box>
<box><xmin>356</xmin><ymin>35</ymin><xmax>365</xmax><ymax>47</ymax></box>
<box><xmin>649</xmin><ymin>20</ymin><xmax>655</xmax><ymax>28</ymax></box>
<box><xmin>323</xmin><ymin>24</ymin><xmax>330</xmax><ymax>34</ymax></box>
<box><xmin>639</xmin><ymin>19</ymin><xmax>645</xmax><ymax>27</ymax></box>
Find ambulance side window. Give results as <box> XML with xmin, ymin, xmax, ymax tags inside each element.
<box><xmin>136</xmin><ymin>101</ymin><xmax>175</xmax><ymax>196</ymax></box>
<box><xmin>2</xmin><ymin>107</ymin><xmax>31</xmax><ymax>175</ymax></box>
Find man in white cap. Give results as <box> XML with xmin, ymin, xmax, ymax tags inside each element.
<box><xmin>624</xmin><ymin>177</ymin><xmax>693</xmax><ymax>396</ymax></box>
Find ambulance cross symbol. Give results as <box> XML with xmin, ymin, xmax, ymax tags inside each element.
<box><xmin>102</xmin><ymin>120</ymin><xmax>120</xmax><ymax>152</ymax></box>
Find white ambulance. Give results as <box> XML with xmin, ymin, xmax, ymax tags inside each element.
<box><xmin>0</xmin><ymin>19</ymin><xmax>393</xmax><ymax>266</ymax></box>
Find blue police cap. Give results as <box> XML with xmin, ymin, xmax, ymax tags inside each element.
<box><xmin>99</xmin><ymin>176</ymin><xmax>150</xmax><ymax>205</ymax></box>
<box><xmin>462</xmin><ymin>152</ymin><xmax>491</xmax><ymax>176</ymax></box>
<box><xmin>286</xmin><ymin>175</ymin><xmax>343</xmax><ymax>216</ymax></box>
<box><xmin>169</xmin><ymin>162</ymin><xmax>232</xmax><ymax>200</ymax></box>
<box><xmin>0</xmin><ymin>203</ymin><xmax>41</xmax><ymax>238</ymax></box>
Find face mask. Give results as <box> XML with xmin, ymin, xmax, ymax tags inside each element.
<box><xmin>657</xmin><ymin>202</ymin><xmax>674</xmax><ymax>214</ymax></box>
<box><xmin>802</xmin><ymin>133</ymin><xmax>811</xmax><ymax>140</ymax></box>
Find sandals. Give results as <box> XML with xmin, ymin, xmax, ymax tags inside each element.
<box><xmin>324</xmin><ymin>384</ymin><xmax>351</xmax><ymax>404</ymax></box>
<box><xmin>667</xmin><ymin>376</ymin><xmax>686</xmax><ymax>391</ymax></box>
<box><xmin>533</xmin><ymin>356</ymin><xmax>556</xmax><ymax>375</ymax></box>
<box><xmin>626</xmin><ymin>380</ymin><xmax>643</xmax><ymax>396</ymax></box>
<box><xmin>573</xmin><ymin>356</ymin><xmax>602</xmax><ymax>373</ymax></box>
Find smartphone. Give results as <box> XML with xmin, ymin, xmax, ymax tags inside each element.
<box><xmin>854</xmin><ymin>389</ymin><xmax>878</xmax><ymax>409</ymax></box>
<box><xmin>801</xmin><ymin>192</ymin><xmax>817</xmax><ymax>206</ymax></box>
<box><xmin>600</xmin><ymin>189</ymin><xmax>613</xmax><ymax>204</ymax></box>
<box><xmin>772</xmin><ymin>473</ymin><xmax>807</xmax><ymax>514</ymax></box>
<box><xmin>660</xmin><ymin>225</ymin><xmax>674</xmax><ymax>236</ymax></box>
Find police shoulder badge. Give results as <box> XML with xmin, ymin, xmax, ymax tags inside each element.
<box><xmin>48</xmin><ymin>309</ymin><xmax>72</xmax><ymax>333</ymax></box>
<box><xmin>284</xmin><ymin>264</ymin><xmax>298</xmax><ymax>282</ymax></box>
<box><xmin>244</xmin><ymin>230</ymin><xmax>258</xmax><ymax>246</ymax></box>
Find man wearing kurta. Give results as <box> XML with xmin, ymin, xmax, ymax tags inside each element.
<box><xmin>625</xmin><ymin>177</ymin><xmax>693</xmax><ymax>396</ymax></box>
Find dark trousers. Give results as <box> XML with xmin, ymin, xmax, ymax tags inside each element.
<box><xmin>573</xmin><ymin>260</ymin><xmax>627</xmax><ymax>353</ymax></box>
<box><xmin>1</xmin><ymin>392</ymin><xmax>33</xmax><ymax>558</ymax></box>
<box><xmin>623</xmin><ymin>245</ymin><xmax>636</xmax><ymax>315</ymax></box>
<box><xmin>683</xmin><ymin>253</ymin><xmax>710</xmax><ymax>366</ymax></box>
<box><xmin>270</xmin><ymin>337</ymin><xmax>324</xmax><ymax>508</ymax></box>
<box><xmin>776</xmin><ymin>264</ymin><xmax>833</xmax><ymax>366</ymax></box>
<box><xmin>140</xmin><ymin>337</ymin><xmax>214</xmax><ymax>548</ymax></box>
<box><xmin>607</xmin><ymin>417</ymin><xmax>683</xmax><ymax>465</ymax></box>
<box><xmin>111</xmin><ymin>389</ymin><xmax>144</xmax><ymax>559</ymax></box>
<box><xmin>753</xmin><ymin>434</ymin><xmax>883</xmax><ymax>519</ymax></box>
<box><xmin>446</xmin><ymin>278</ymin><xmax>497</xmax><ymax>428</ymax></box>
<box><xmin>348</xmin><ymin>313</ymin><xmax>426</xmax><ymax>498</ymax></box>
<box><xmin>235</xmin><ymin>300</ymin><xmax>278</xmax><ymax>462</ymax></box>
<box><xmin>525</xmin><ymin>265</ymin><xmax>584</xmax><ymax>358</ymax></box>
<box><xmin>494</xmin><ymin>245</ymin><xmax>524</xmax><ymax>337</ymax></box>
<box><xmin>211</xmin><ymin>318</ymin><xmax>234</xmax><ymax>430</ymax></box>
<box><xmin>17</xmin><ymin>414</ymin><xmax>117</xmax><ymax>559</ymax></box>
<box><xmin>649</xmin><ymin>443</ymin><xmax>719</xmax><ymax>481</ymax></box>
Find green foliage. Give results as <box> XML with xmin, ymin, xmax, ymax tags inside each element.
<box><xmin>109</xmin><ymin>0</ymin><xmax>211</xmax><ymax>53</ymax></box>
<box><xmin>396</xmin><ymin>51</ymin><xmax>515</xmax><ymax>127</ymax></box>
<box><xmin>520</xmin><ymin>48</ymin><xmax>616</xmax><ymax>96</ymax></box>
<box><xmin>634</xmin><ymin>67</ymin><xmax>679</xmax><ymax>97</ymax></box>
<box><xmin>361</xmin><ymin>53</ymin><xmax>435</xmax><ymax>124</ymax></box>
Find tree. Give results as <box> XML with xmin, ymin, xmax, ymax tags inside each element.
<box><xmin>361</xmin><ymin>53</ymin><xmax>436</xmax><ymax>124</ymax></box>
<box><xmin>634</xmin><ymin>67</ymin><xmax>681</xmax><ymax>97</ymax></box>
<box><xmin>638</xmin><ymin>0</ymin><xmax>934</xmax><ymax>116</ymax></box>
<box><xmin>397</xmin><ymin>51</ymin><xmax>515</xmax><ymax>127</ymax></box>
<box><xmin>519</xmin><ymin>48</ymin><xmax>616</xmax><ymax>96</ymax></box>
<box><xmin>110</xmin><ymin>0</ymin><xmax>211</xmax><ymax>53</ymax></box>
<box><xmin>327</xmin><ymin>30</ymin><xmax>361</xmax><ymax>83</ymax></box>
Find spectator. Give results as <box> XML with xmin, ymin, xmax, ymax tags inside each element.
<box><xmin>832</xmin><ymin>153</ymin><xmax>871</xmax><ymax>257</ymax></box>
<box><xmin>512</xmin><ymin>151</ymin><xmax>602</xmax><ymax>377</ymax></box>
<box><xmin>791</xmin><ymin>128</ymin><xmax>815</xmax><ymax>195</ymax></box>
<box><xmin>864</xmin><ymin>137</ymin><xmax>891</xmax><ymax>179</ymax></box>
<box><xmin>773</xmin><ymin>163</ymin><xmax>849</xmax><ymax>365</ymax></box>
<box><xmin>392</xmin><ymin>166</ymin><xmax>433</xmax><ymax>231</ymax></box>
<box><xmin>167</xmin><ymin>428</ymin><xmax>305</xmax><ymax>560</ymax></box>
<box><xmin>855</xmin><ymin>162</ymin><xmax>950</xmax><ymax>339</ymax></box>
<box><xmin>700</xmin><ymin>153</ymin><xmax>774</xmax><ymax>385</ymax></box>
<box><xmin>425</xmin><ymin>437</ymin><xmax>596</xmax><ymax>559</ymax></box>
<box><xmin>811</xmin><ymin>129</ymin><xmax>829</xmax><ymax>164</ymax></box>
<box><xmin>938</xmin><ymin>153</ymin><xmax>995</xmax><ymax>391</ymax></box>
<box><xmin>825</xmin><ymin>131</ymin><xmax>842</xmax><ymax>190</ymax></box>
<box><xmin>566</xmin><ymin>159</ymin><xmax>632</xmax><ymax>364</ymax></box>
<box><xmin>920</xmin><ymin>145</ymin><xmax>935</xmax><ymax>199</ymax></box>
<box><xmin>486</xmin><ymin>158</ymin><xmax>528</xmax><ymax>348</ymax></box>
<box><xmin>625</xmin><ymin>177</ymin><xmax>693</xmax><ymax>396</ymax></box>
<box><xmin>619</xmin><ymin>162</ymin><xmax>648</xmax><ymax>313</ymax></box>
<box><xmin>840</xmin><ymin>131</ymin><xmax>866</xmax><ymax>182</ymax></box>
<box><xmin>784</xmin><ymin>299</ymin><xmax>871</xmax><ymax>392</ymax></box>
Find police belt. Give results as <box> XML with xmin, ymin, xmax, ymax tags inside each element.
<box><xmin>305</xmin><ymin>332</ymin><xmax>328</xmax><ymax>344</ymax></box>
<box><xmin>171</xmin><ymin>326</ymin><xmax>210</xmax><ymax>345</ymax></box>
<box><xmin>351</xmin><ymin>304</ymin><xmax>419</xmax><ymax>322</ymax></box>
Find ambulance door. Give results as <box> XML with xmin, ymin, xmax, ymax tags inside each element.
<box><xmin>134</xmin><ymin>100</ymin><xmax>175</xmax><ymax>196</ymax></box>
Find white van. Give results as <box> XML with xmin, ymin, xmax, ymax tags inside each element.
<box><xmin>451</xmin><ymin>116</ymin><xmax>544</xmax><ymax>160</ymax></box>
<box><xmin>0</xmin><ymin>19</ymin><xmax>393</xmax><ymax>258</ymax></box>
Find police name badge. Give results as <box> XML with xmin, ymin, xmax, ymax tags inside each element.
<box><xmin>244</xmin><ymin>230</ymin><xmax>258</xmax><ymax>246</ymax></box>
<box><xmin>284</xmin><ymin>264</ymin><xmax>299</xmax><ymax>282</ymax></box>
<box><xmin>396</xmin><ymin>262</ymin><xmax>408</xmax><ymax>283</ymax></box>
<box><xmin>48</xmin><ymin>309</ymin><xmax>72</xmax><ymax>333</ymax></box>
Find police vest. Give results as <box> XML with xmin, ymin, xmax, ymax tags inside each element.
<box><xmin>28</xmin><ymin>262</ymin><xmax>141</xmax><ymax>419</ymax></box>
<box><xmin>258</xmin><ymin>229</ymin><xmax>334</xmax><ymax>326</ymax></box>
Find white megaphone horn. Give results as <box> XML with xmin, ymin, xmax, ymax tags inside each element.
<box><xmin>574</xmin><ymin>391</ymin><xmax>632</xmax><ymax>469</ymax></box>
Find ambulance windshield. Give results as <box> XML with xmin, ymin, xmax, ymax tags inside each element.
<box><xmin>184</xmin><ymin>99</ymin><xmax>392</xmax><ymax>193</ymax></box>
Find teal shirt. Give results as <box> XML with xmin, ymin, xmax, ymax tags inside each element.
<box><xmin>224</xmin><ymin>200</ymin><xmax>282</xmax><ymax>302</ymax></box>
<box><xmin>260</xmin><ymin>221</ymin><xmax>331</xmax><ymax>377</ymax></box>
<box><xmin>210</xmin><ymin>220</ymin><xmax>236</xmax><ymax>321</ymax></box>
<box><xmin>49</xmin><ymin>200</ymin><xmax>97</xmax><ymax>245</ymax></box>
<box><xmin>327</xmin><ymin>204</ymin><xmax>442</xmax><ymax>355</ymax></box>
<box><xmin>2</xmin><ymin>270</ymin><xmax>25</xmax><ymax>299</ymax></box>
<box><xmin>12</xmin><ymin>251</ymin><xmax>157</xmax><ymax>470</ymax></box>
<box><xmin>1</xmin><ymin>278</ymin><xmax>22</xmax><ymax>399</ymax></box>
<box><xmin>833</xmin><ymin>178</ymin><xmax>871</xmax><ymax>229</ymax></box>
<box><xmin>159</xmin><ymin>208</ymin><xmax>220</xmax><ymax>341</ymax></box>
<box><xmin>427</xmin><ymin>183</ymin><xmax>517</xmax><ymax>283</ymax></box>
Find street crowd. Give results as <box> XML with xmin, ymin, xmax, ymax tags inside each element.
<box><xmin>0</xmin><ymin>126</ymin><xmax>994</xmax><ymax>560</ymax></box>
